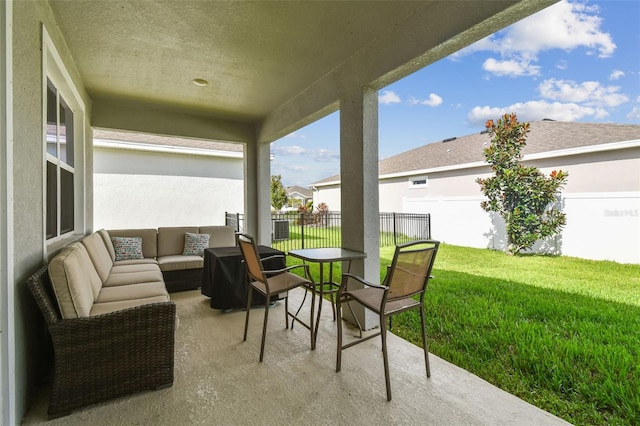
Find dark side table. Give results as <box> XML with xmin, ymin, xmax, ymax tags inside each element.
<box><xmin>201</xmin><ymin>245</ymin><xmax>285</xmax><ymax>310</ymax></box>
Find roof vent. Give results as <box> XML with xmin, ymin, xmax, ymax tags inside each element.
<box><xmin>442</xmin><ymin>137</ymin><xmax>456</xmax><ymax>142</ymax></box>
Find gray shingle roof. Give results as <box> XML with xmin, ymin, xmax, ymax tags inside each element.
<box><xmin>93</xmin><ymin>129</ymin><xmax>243</xmax><ymax>153</ymax></box>
<box><xmin>314</xmin><ymin>121</ymin><xmax>640</xmax><ymax>184</ymax></box>
<box><xmin>286</xmin><ymin>186</ymin><xmax>312</xmax><ymax>198</ymax></box>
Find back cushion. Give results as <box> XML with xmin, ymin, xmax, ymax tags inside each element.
<box><xmin>98</xmin><ymin>229</ymin><xmax>116</xmax><ymax>261</ymax></box>
<box><xmin>48</xmin><ymin>243</ymin><xmax>101</xmax><ymax>318</ymax></box>
<box><xmin>107</xmin><ymin>228</ymin><xmax>158</xmax><ymax>259</ymax></box>
<box><xmin>199</xmin><ymin>226</ymin><xmax>236</xmax><ymax>248</ymax></box>
<box><xmin>157</xmin><ymin>227</ymin><xmax>198</xmax><ymax>257</ymax></box>
<box><xmin>81</xmin><ymin>232</ymin><xmax>114</xmax><ymax>283</ymax></box>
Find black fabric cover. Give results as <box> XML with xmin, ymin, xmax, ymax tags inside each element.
<box><xmin>201</xmin><ymin>245</ymin><xmax>285</xmax><ymax>310</ymax></box>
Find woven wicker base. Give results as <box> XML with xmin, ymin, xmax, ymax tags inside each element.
<box><xmin>163</xmin><ymin>268</ymin><xmax>202</xmax><ymax>293</ymax></box>
<box><xmin>27</xmin><ymin>265</ymin><xmax>176</xmax><ymax>418</ymax></box>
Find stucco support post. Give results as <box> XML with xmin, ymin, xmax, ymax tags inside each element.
<box><xmin>1</xmin><ymin>2</ymin><xmax>15</xmax><ymax>423</ymax></box>
<box><xmin>244</xmin><ymin>140</ymin><xmax>272</xmax><ymax>245</ymax></box>
<box><xmin>340</xmin><ymin>86</ymin><xmax>380</xmax><ymax>330</ymax></box>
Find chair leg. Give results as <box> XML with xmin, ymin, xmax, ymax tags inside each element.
<box><xmin>381</xmin><ymin>314</ymin><xmax>392</xmax><ymax>401</ymax></box>
<box><xmin>243</xmin><ymin>285</ymin><xmax>254</xmax><ymax>342</ymax></box>
<box><xmin>336</xmin><ymin>297</ymin><xmax>342</xmax><ymax>372</ymax></box>
<box><xmin>310</xmin><ymin>285</ymin><xmax>316</xmax><ymax>350</ymax></box>
<box><xmin>420</xmin><ymin>306</ymin><xmax>431</xmax><ymax>377</ymax></box>
<box><xmin>259</xmin><ymin>297</ymin><xmax>270</xmax><ymax>362</ymax></box>
<box><xmin>284</xmin><ymin>292</ymin><xmax>289</xmax><ymax>329</ymax></box>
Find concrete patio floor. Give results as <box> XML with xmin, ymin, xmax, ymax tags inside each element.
<box><xmin>22</xmin><ymin>289</ymin><xmax>570</xmax><ymax>425</ymax></box>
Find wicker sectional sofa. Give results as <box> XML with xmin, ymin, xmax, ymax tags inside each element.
<box><xmin>106</xmin><ymin>226</ymin><xmax>236</xmax><ymax>293</ymax></box>
<box><xmin>26</xmin><ymin>225</ymin><xmax>235</xmax><ymax>417</ymax></box>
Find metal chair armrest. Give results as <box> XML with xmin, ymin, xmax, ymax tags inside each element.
<box><xmin>259</xmin><ymin>254</ymin><xmax>285</xmax><ymax>263</ymax></box>
<box><xmin>341</xmin><ymin>272</ymin><xmax>388</xmax><ymax>290</ymax></box>
<box><xmin>263</xmin><ymin>264</ymin><xmax>312</xmax><ymax>280</ymax></box>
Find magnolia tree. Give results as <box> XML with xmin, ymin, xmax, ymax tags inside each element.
<box><xmin>476</xmin><ymin>113</ymin><xmax>569</xmax><ymax>255</ymax></box>
<box><xmin>270</xmin><ymin>175</ymin><xmax>288</xmax><ymax>212</ymax></box>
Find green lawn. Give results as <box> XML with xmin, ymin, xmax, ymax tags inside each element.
<box><xmin>288</xmin><ymin>244</ymin><xmax>640</xmax><ymax>425</ymax></box>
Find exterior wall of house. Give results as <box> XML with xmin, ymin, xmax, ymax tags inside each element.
<box><xmin>314</xmin><ymin>145</ymin><xmax>640</xmax><ymax>263</ymax></box>
<box><xmin>93</xmin><ymin>147</ymin><xmax>244</xmax><ymax>229</ymax></box>
<box><xmin>11</xmin><ymin>1</ymin><xmax>94</xmax><ymax>421</ymax></box>
<box><xmin>313</xmin><ymin>184</ymin><xmax>341</xmax><ymax>212</ymax></box>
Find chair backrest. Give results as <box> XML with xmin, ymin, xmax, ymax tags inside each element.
<box><xmin>236</xmin><ymin>233</ymin><xmax>266</xmax><ymax>283</ymax></box>
<box><xmin>386</xmin><ymin>240</ymin><xmax>439</xmax><ymax>301</ymax></box>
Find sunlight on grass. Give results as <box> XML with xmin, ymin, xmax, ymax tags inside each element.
<box><xmin>289</xmin><ymin>243</ymin><xmax>640</xmax><ymax>425</ymax></box>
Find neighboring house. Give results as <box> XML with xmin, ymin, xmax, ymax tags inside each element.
<box><xmin>284</xmin><ymin>185</ymin><xmax>313</xmax><ymax>211</ymax></box>
<box><xmin>93</xmin><ymin>130</ymin><xmax>244</xmax><ymax>229</ymax></box>
<box><xmin>313</xmin><ymin>121</ymin><xmax>640</xmax><ymax>264</ymax></box>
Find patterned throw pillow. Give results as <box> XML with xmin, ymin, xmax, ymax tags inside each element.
<box><xmin>183</xmin><ymin>232</ymin><xmax>210</xmax><ymax>257</ymax></box>
<box><xmin>111</xmin><ymin>237</ymin><xmax>143</xmax><ymax>261</ymax></box>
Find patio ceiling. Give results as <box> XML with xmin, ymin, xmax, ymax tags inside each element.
<box><xmin>47</xmin><ymin>1</ymin><xmax>556</xmax><ymax>142</ymax></box>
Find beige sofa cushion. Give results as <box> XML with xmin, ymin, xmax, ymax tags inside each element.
<box><xmin>158</xmin><ymin>255</ymin><xmax>204</xmax><ymax>272</ymax></box>
<box><xmin>81</xmin><ymin>232</ymin><xmax>114</xmax><ymax>283</ymax></box>
<box><xmin>157</xmin><ymin>227</ymin><xmax>198</xmax><ymax>257</ymax></box>
<box><xmin>106</xmin><ymin>228</ymin><xmax>159</xmax><ymax>259</ymax></box>
<box><xmin>48</xmin><ymin>243</ymin><xmax>102</xmax><ymax>318</ymax></box>
<box><xmin>111</xmin><ymin>263</ymin><xmax>161</xmax><ymax>274</ymax></box>
<box><xmin>199</xmin><ymin>226</ymin><xmax>236</xmax><ymax>248</ymax></box>
<box><xmin>114</xmin><ymin>258</ymin><xmax>159</xmax><ymax>266</ymax></box>
<box><xmin>96</xmin><ymin>281</ymin><xmax>168</xmax><ymax>303</ymax></box>
<box><xmin>104</xmin><ymin>270</ymin><xmax>165</xmax><ymax>287</ymax></box>
<box><xmin>90</xmin><ymin>296</ymin><xmax>171</xmax><ymax>316</ymax></box>
<box><xmin>98</xmin><ymin>229</ymin><xmax>116</xmax><ymax>260</ymax></box>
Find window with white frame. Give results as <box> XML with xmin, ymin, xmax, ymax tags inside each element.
<box><xmin>43</xmin><ymin>27</ymin><xmax>85</xmax><ymax>242</ymax></box>
<box><xmin>408</xmin><ymin>175</ymin><xmax>428</xmax><ymax>189</ymax></box>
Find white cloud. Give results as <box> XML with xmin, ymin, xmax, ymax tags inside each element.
<box><xmin>538</xmin><ymin>78</ymin><xmax>629</xmax><ymax>107</ymax></box>
<box><xmin>609</xmin><ymin>70</ymin><xmax>625</xmax><ymax>80</ymax></box>
<box><xmin>379</xmin><ymin>90</ymin><xmax>401</xmax><ymax>104</ymax></box>
<box><xmin>556</xmin><ymin>60</ymin><xmax>568</xmax><ymax>70</ymax></box>
<box><xmin>482</xmin><ymin>58</ymin><xmax>540</xmax><ymax>77</ymax></box>
<box><xmin>284</xmin><ymin>131</ymin><xmax>306</xmax><ymax>139</ymax></box>
<box><xmin>453</xmin><ymin>0</ymin><xmax>616</xmax><ymax>77</ymax></box>
<box><xmin>271</xmin><ymin>145</ymin><xmax>339</xmax><ymax>162</ymax></box>
<box><xmin>627</xmin><ymin>106</ymin><xmax>640</xmax><ymax>120</ymax></box>
<box><xmin>468</xmin><ymin>100</ymin><xmax>607</xmax><ymax>126</ymax></box>
<box><xmin>410</xmin><ymin>93</ymin><xmax>443</xmax><ymax>107</ymax></box>
<box><xmin>272</xmin><ymin>145</ymin><xmax>307</xmax><ymax>155</ymax></box>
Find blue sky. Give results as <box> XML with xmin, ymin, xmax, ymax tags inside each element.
<box><xmin>271</xmin><ymin>0</ymin><xmax>640</xmax><ymax>188</ymax></box>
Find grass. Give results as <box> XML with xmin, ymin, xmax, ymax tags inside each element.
<box><xmin>288</xmin><ymin>244</ymin><xmax>640</xmax><ymax>425</ymax></box>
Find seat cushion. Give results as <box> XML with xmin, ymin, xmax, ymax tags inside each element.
<box><xmin>96</xmin><ymin>281</ymin><xmax>169</xmax><ymax>303</ymax></box>
<box><xmin>158</xmin><ymin>255</ymin><xmax>204</xmax><ymax>272</ymax></box>
<box><xmin>90</xmin><ymin>296</ymin><xmax>171</xmax><ymax>316</ymax></box>
<box><xmin>114</xmin><ymin>258</ymin><xmax>159</xmax><ymax>266</ymax></box>
<box><xmin>252</xmin><ymin>271</ymin><xmax>311</xmax><ymax>295</ymax></box>
<box><xmin>103</xmin><ymin>269</ymin><xmax>165</xmax><ymax>287</ymax></box>
<box><xmin>48</xmin><ymin>243</ymin><xmax>103</xmax><ymax>318</ymax></box>
<box><xmin>111</xmin><ymin>263</ymin><xmax>162</xmax><ymax>274</ymax></box>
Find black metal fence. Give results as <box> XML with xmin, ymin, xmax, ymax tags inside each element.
<box><xmin>225</xmin><ymin>211</ymin><xmax>431</xmax><ymax>251</ymax></box>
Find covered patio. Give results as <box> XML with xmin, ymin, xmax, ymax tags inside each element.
<box><xmin>23</xmin><ymin>289</ymin><xmax>568</xmax><ymax>425</ymax></box>
<box><xmin>3</xmin><ymin>1</ymin><xmax>560</xmax><ymax>423</ymax></box>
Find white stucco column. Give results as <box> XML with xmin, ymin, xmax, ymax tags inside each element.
<box><xmin>244</xmin><ymin>140</ymin><xmax>272</xmax><ymax>245</ymax></box>
<box><xmin>1</xmin><ymin>1</ymin><xmax>15</xmax><ymax>423</ymax></box>
<box><xmin>340</xmin><ymin>86</ymin><xmax>380</xmax><ymax>330</ymax></box>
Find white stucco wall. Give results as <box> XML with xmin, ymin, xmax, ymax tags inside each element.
<box><xmin>93</xmin><ymin>147</ymin><xmax>244</xmax><ymax>229</ymax></box>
